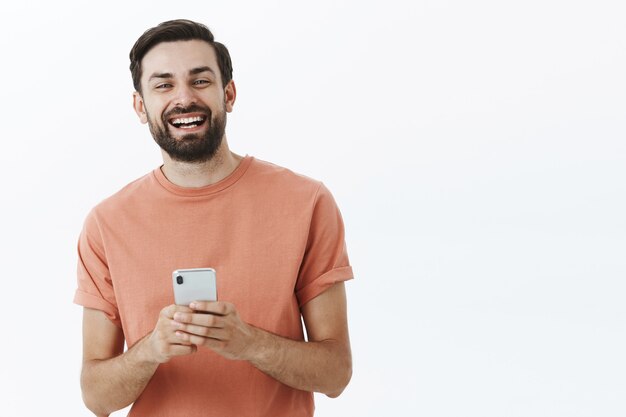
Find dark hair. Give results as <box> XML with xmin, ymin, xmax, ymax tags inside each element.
<box><xmin>129</xmin><ymin>19</ymin><xmax>233</xmax><ymax>93</ymax></box>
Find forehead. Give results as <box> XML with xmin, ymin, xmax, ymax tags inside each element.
<box><xmin>141</xmin><ymin>39</ymin><xmax>219</xmax><ymax>81</ymax></box>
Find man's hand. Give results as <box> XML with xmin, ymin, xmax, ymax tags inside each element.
<box><xmin>171</xmin><ymin>301</ymin><xmax>257</xmax><ymax>360</ymax></box>
<box><xmin>169</xmin><ymin>282</ymin><xmax>351</xmax><ymax>397</ymax></box>
<box><xmin>80</xmin><ymin>305</ymin><xmax>201</xmax><ymax>416</ymax></box>
<box><xmin>146</xmin><ymin>304</ymin><xmax>199</xmax><ymax>363</ymax></box>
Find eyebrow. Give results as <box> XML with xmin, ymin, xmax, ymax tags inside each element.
<box><xmin>189</xmin><ymin>66</ymin><xmax>216</xmax><ymax>76</ymax></box>
<box><xmin>148</xmin><ymin>66</ymin><xmax>216</xmax><ymax>82</ymax></box>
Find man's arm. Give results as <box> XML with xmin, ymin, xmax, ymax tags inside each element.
<box><xmin>80</xmin><ymin>306</ymin><xmax>197</xmax><ymax>416</ymax></box>
<box><xmin>253</xmin><ymin>281</ymin><xmax>353</xmax><ymax>397</ymax></box>
<box><xmin>172</xmin><ymin>281</ymin><xmax>353</xmax><ymax>397</ymax></box>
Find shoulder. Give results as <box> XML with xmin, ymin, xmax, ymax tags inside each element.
<box><xmin>247</xmin><ymin>157</ymin><xmax>323</xmax><ymax>198</ymax></box>
<box><xmin>87</xmin><ymin>170</ymin><xmax>155</xmax><ymax>224</ymax></box>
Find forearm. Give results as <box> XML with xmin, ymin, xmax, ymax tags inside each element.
<box><xmin>81</xmin><ymin>335</ymin><xmax>158</xmax><ymax>416</ymax></box>
<box><xmin>247</xmin><ymin>327</ymin><xmax>352</xmax><ymax>397</ymax></box>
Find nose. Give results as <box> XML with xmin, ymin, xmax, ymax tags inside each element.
<box><xmin>172</xmin><ymin>84</ymin><xmax>197</xmax><ymax>108</ymax></box>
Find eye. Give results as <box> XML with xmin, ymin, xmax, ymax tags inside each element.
<box><xmin>194</xmin><ymin>79</ymin><xmax>210</xmax><ymax>86</ymax></box>
<box><xmin>156</xmin><ymin>83</ymin><xmax>173</xmax><ymax>89</ymax></box>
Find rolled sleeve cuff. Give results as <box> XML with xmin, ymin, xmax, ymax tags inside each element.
<box><xmin>73</xmin><ymin>290</ymin><xmax>122</xmax><ymax>328</ymax></box>
<box><xmin>296</xmin><ymin>265</ymin><xmax>354</xmax><ymax>307</ymax></box>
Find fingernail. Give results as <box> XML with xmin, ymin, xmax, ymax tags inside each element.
<box><xmin>189</xmin><ymin>302</ymin><xmax>197</xmax><ymax>309</ymax></box>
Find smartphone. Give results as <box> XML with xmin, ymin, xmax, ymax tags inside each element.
<box><xmin>172</xmin><ymin>268</ymin><xmax>217</xmax><ymax>306</ymax></box>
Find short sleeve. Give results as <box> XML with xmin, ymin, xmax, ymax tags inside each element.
<box><xmin>73</xmin><ymin>209</ymin><xmax>121</xmax><ymax>327</ymax></box>
<box><xmin>295</xmin><ymin>183</ymin><xmax>354</xmax><ymax>307</ymax></box>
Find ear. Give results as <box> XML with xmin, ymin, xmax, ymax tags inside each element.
<box><xmin>224</xmin><ymin>80</ymin><xmax>237</xmax><ymax>113</ymax></box>
<box><xmin>132</xmin><ymin>91</ymin><xmax>148</xmax><ymax>124</ymax></box>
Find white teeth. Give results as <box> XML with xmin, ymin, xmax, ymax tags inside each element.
<box><xmin>171</xmin><ymin>116</ymin><xmax>204</xmax><ymax>125</ymax></box>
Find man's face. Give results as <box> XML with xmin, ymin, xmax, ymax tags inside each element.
<box><xmin>133</xmin><ymin>40</ymin><xmax>234</xmax><ymax>163</ymax></box>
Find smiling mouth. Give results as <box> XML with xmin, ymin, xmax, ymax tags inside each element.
<box><xmin>168</xmin><ymin>115</ymin><xmax>208</xmax><ymax>129</ymax></box>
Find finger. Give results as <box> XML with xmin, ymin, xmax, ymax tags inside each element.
<box><xmin>161</xmin><ymin>304</ymin><xmax>193</xmax><ymax>319</ymax></box>
<box><xmin>173</xmin><ymin>312</ymin><xmax>224</xmax><ymax>328</ymax></box>
<box><xmin>158</xmin><ymin>323</ymin><xmax>194</xmax><ymax>346</ymax></box>
<box><xmin>175</xmin><ymin>328</ymin><xmax>228</xmax><ymax>345</ymax></box>
<box><xmin>189</xmin><ymin>301</ymin><xmax>233</xmax><ymax>316</ymax></box>
<box><xmin>169</xmin><ymin>343</ymin><xmax>197</xmax><ymax>357</ymax></box>
<box><xmin>166</xmin><ymin>327</ymin><xmax>195</xmax><ymax>345</ymax></box>
<box><xmin>160</xmin><ymin>304</ymin><xmax>177</xmax><ymax>319</ymax></box>
<box><xmin>174</xmin><ymin>323</ymin><xmax>228</xmax><ymax>340</ymax></box>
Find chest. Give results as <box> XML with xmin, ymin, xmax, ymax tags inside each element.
<box><xmin>102</xmin><ymin>199</ymin><xmax>310</xmax><ymax>344</ymax></box>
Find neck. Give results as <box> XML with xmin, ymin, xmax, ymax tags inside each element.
<box><xmin>160</xmin><ymin>138</ymin><xmax>243</xmax><ymax>188</ymax></box>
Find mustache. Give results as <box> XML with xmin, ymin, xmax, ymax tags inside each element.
<box><xmin>163</xmin><ymin>104</ymin><xmax>212</xmax><ymax>121</ymax></box>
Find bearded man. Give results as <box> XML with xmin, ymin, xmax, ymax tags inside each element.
<box><xmin>74</xmin><ymin>19</ymin><xmax>353</xmax><ymax>417</ymax></box>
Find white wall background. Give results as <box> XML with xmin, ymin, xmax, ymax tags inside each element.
<box><xmin>0</xmin><ymin>0</ymin><xmax>624</xmax><ymax>416</ymax></box>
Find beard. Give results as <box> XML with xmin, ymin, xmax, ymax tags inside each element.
<box><xmin>147</xmin><ymin>103</ymin><xmax>227</xmax><ymax>163</ymax></box>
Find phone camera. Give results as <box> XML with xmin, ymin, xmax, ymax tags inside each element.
<box><xmin>176</xmin><ymin>275</ymin><xmax>183</xmax><ymax>285</ymax></box>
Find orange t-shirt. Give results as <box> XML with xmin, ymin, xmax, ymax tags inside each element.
<box><xmin>74</xmin><ymin>156</ymin><xmax>353</xmax><ymax>417</ymax></box>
